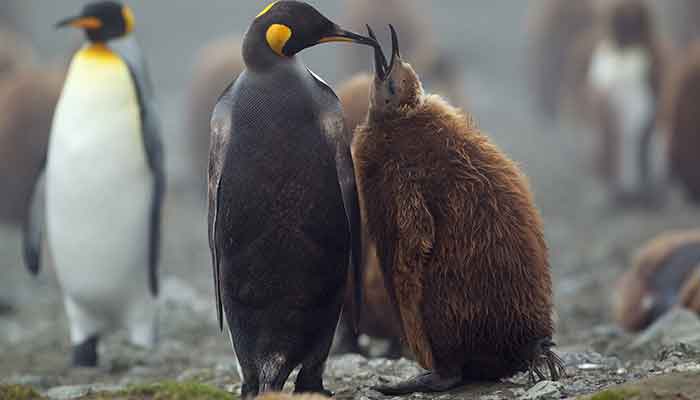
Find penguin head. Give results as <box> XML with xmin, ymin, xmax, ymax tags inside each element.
<box><xmin>609</xmin><ymin>0</ymin><xmax>652</xmax><ymax>49</ymax></box>
<box><xmin>368</xmin><ymin>25</ymin><xmax>423</xmax><ymax>117</ymax></box>
<box><xmin>56</xmin><ymin>1</ymin><xmax>134</xmax><ymax>43</ymax></box>
<box><xmin>243</xmin><ymin>1</ymin><xmax>377</xmax><ymax>67</ymax></box>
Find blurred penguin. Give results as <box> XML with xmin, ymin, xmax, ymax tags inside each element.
<box><xmin>528</xmin><ymin>0</ymin><xmax>596</xmax><ymax>119</ymax></box>
<box><xmin>23</xmin><ymin>2</ymin><xmax>164</xmax><ymax>367</ymax></box>
<box><xmin>664</xmin><ymin>41</ymin><xmax>700</xmax><ymax>203</ymax></box>
<box><xmin>340</xmin><ymin>0</ymin><xmax>464</xmax><ymax>106</ymax></box>
<box><xmin>186</xmin><ymin>35</ymin><xmax>243</xmax><ymax>191</ymax></box>
<box><xmin>0</xmin><ymin>67</ymin><xmax>64</xmax><ymax>223</ymax></box>
<box><xmin>586</xmin><ymin>0</ymin><xmax>667</xmax><ymax>205</ymax></box>
<box><xmin>614</xmin><ymin>230</ymin><xmax>700</xmax><ymax>332</ymax></box>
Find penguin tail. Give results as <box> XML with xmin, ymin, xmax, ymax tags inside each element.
<box><xmin>257</xmin><ymin>354</ymin><xmax>290</xmax><ymax>394</ymax></box>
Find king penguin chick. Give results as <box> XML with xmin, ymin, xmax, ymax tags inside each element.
<box><xmin>614</xmin><ymin>230</ymin><xmax>700</xmax><ymax>331</ymax></box>
<box><xmin>23</xmin><ymin>1</ymin><xmax>164</xmax><ymax>367</ymax></box>
<box><xmin>353</xmin><ymin>27</ymin><xmax>563</xmax><ymax>394</ymax></box>
<box><xmin>208</xmin><ymin>2</ymin><xmax>374</xmax><ymax>397</ymax></box>
<box><xmin>187</xmin><ymin>35</ymin><xmax>243</xmax><ymax>191</ymax></box>
<box><xmin>586</xmin><ymin>0</ymin><xmax>667</xmax><ymax>205</ymax></box>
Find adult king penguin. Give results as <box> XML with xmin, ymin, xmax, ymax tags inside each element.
<box><xmin>208</xmin><ymin>1</ymin><xmax>374</xmax><ymax>397</ymax></box>
<box><xmin>23</xmin><ymin>1</ymin><xmax>164</xmax><ymax>367</ymax></box>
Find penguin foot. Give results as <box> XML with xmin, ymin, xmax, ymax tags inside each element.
<box><xmin>372</xmin><ymin>372</ymin><xmax>463</xmax><ymax>395</ymax></box>
<box><xmin>240</xmin><ymin>382</ymin><xmax>259</xmax><ymax>399</ymax></box>
<box><xmin>527</xmin><ymin>338</ymin><xmax>565</xmax><ymax>383</ymax></box>
<box><xmin>72</xmin><ymin>335</ymin><xmax>99</xmax><ymax>367</ymax></box>
<box><xmin>294</xmin><ymin>387</ymin><xmax>334</xmax><ymax>397</ymax></box>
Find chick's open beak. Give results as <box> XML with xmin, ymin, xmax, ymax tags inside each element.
<box><xmin>56</xmin><ymin>15</ymin><xmax>103</xmax><ymax>30</ymax></box>
<box><xmin>318</xmin><ymin>25</ymin><xmax>379</xmax><ymax>48</ymax></box>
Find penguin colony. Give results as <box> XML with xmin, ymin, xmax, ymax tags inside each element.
<box><xmin>352</xmin><ymin>27</ymin><xmax>562</xmax><ymax>394</ymax></box>
<box><xmin>614</xmin><ymin>230</ymin><xmax>700</xmax><ymax>332</ymax></box>
<box><xmin>16</xmin><ymin>0</ymin><xmax>700</xmax><ymax>396</ymax></box>
<box><xmin>23</xmin><ymin>1</ymin><xmax>164</xmax><ymax>367</ymax></box>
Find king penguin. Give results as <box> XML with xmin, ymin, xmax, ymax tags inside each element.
<box><xmin>208</xmin><ymin>1</ymin><xmax>375</xmax><ymax>397</ymax></box>
<box><xmin>23</xmin><ymin>1</ymin><xmax>164</xmax><ymax>367</ymax></box>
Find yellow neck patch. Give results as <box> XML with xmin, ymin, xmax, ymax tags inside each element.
<box><xmin>256</xmin><ymin>1</ymin><xmax>279</xmax><ymax>18</ymax></box>
<box><xmin>122</xmin><ymin>6</ymin><xmax>135</xmax><ymax>33</ymax></box>
<box><xmin>77</xmin><ymin>43</ymin><xmax>119</xmax><ymax>62</ymax></box>
<box><xmin>266</xmin><ymin>24</ymin><xmax>292</xmax><ymax>56</ymax></box>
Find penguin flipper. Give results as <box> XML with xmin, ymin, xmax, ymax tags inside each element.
<box><xmin>111</xmin><ymin>38</ymin><xmax>164</xmax><ymax>297</ymax></box>
<box><xmin>336</xmin><ymin>144</ymin><xmax>364</xmax><ymax>333</ymax></box>
<box><xmin>23</xmin><ymin>169</ymin><xmax>45</xmax><ymax>276</ymax></box>
<box><xmin>207</xmin><ymin>81</ymin><xmax>236</xmax><ymax>332</ymax></box>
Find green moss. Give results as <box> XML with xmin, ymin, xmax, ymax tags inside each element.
<box><xmin>0</xmin><ymin>384</ymin><xmax>44</xmax><ymax>400</ymax></box>
<box><xmin>588</xmin><ymin>388</ymin><xmax>639</xmax><ymax>400</ymax></box>
<box><xmin>87</xmin><ymin>381</ymin><xmax>233</xmax><ymax>400</ymax></box>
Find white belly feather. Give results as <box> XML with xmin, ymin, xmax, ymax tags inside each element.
<box><xmin>46</xmin><ymin>46</ymin><xmax>155</xmax><ymax>339</ymax></box>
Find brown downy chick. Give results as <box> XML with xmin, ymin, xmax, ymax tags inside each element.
<box><xmin>353</xmin><ymin>26</ymin><xmax>563</xmax><ymax>395</ymax></box>
<box><xmin>187</xmin><ymin>35</ymin><xmax>243</xmax><ymax>189</ymax></box>
<box><xmin>0</xmin><ymin>67</ymin><xmax>64</xmax><ymax>223</ymax></box>
<box><xmin>664</xmin><ymin>41</ymin><xmax>700</xmax><ymax>203</ymax></box>
<box><xmin>614</xmin><ymin>230</ymin><xmax>700</xmax><ymax>332</ymax></box>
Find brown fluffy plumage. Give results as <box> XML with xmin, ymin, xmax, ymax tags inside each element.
<box><xmin>614</xmin><ymin>230</ymin><xmax>700</xmax><ymax>331</ymax></box>
<box><xmin>528</xmin><ymin>0</ymin><xmax>596</xmax><ymax>119</ymax></box>
<box><xmin>665</xmin><ymin>41</ymin><xmax>700</xmax><ymax>202</ymax></box>
<box><xmin>187</xmin><ymin>35</ymin><xmax>243</xmax><ymax>188</ymax></box>
<box><xmin>0</xmin><ymin>67</ymin><xmax>63</xmax><ymax>223</ymax></box>
<box><xmin>354</xmin><ymin>64</ymin><xmax>559</xmax><ymax>382</ymax></box>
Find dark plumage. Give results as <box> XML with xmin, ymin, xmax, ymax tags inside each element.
<box><xmin>353</xmin><ymin>28</ymin><xmax>562</xmax><ymax>395</ymax></box>
<box><xmin>0</xmin><ymin>67</ymin><xmax>63</xmax><ymax>223</ymax></box>
<box><xmin>208</xmin><ymin>2</ymin><xmax>374</xmax><ymax>397</ymax></box>
<box><xmin>614</xmin><ymin>230</ymin><xmax>700</xmax><ymax>331</ymax></box>
<box><xmin>665</xmin><ymin>41</ymin><xmax>700</xmax><ymax>202</ymax></box>
<box><xmin>187</xmin><ymin>35</ymin><xmax>243</xmax><ymax>189</ymax></box>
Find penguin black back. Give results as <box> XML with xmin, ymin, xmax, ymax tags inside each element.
<box><xmin>208</xmin><ymin>2</ymin><xmax>374</xmax><ymax>397</ymax></box>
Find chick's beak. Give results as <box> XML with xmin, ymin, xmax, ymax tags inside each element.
<box><xmin>318</xmin><ymin>25</ymin><xmax>379</xmax><ymax>48</ymax></box>
<box><xmin>56</xmin><ymin>15</ymin><xmax>103</xmax><ymax>30</ymax></box>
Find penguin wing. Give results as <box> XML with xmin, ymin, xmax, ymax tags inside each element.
<box><xmin>335</xmin><ymin>143</ymin><xmax>364</xmax><ymax>331</ymax></box>
<box><xmin>23</xmin><ymin>168</ymin><xmax>46</xmax><ymax>276</ymax></box>
<box><xmin>207</xmin><ymin>81</ymin><xmax>236</xmax><ymax>331</ymax></box>
<box><xmin>110</xmin><ymin>38</ymin><xmax>164</xmax><ymax>297</ymax></box>
<box><xmin>309</xmin><ymin>67</ymin><xmax>365</xmax><ymax>331</ymax></box>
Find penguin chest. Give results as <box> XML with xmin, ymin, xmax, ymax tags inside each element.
<box><xmin>46</xmin><ymin>48</ymin><xmax>152</xmax><ymax>299</ymax></box>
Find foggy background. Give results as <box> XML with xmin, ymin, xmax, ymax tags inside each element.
<box><xmin>0</xmin><ymin>0</ymin><xmax>699</xmax><ymax>391</ymax></box>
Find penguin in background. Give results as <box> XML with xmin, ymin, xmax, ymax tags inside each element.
<box><xmin>208</xmin><ymin>1</ymin><xmax>373</xmax><ymax>397</ymax></box>
<box><xmin>23</xmin><ymin>1</ymin><xmax>164</xmax><ymax>367</ymax></box>
<box><xmin>586</xmin><ymin>0</ymin><xmax>667</xmax><ymax>205</ymax></box>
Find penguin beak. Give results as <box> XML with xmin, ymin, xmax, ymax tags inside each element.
<box><xmin>367</xmin><ymin>25</ymin><xmax>388</xmax><ymax>81</ymax></box>
<box><xmin>56</xmin><ymin>15</ymin><xmax>103</xmax><ymax>30</ymax></box>
<box><xmin>388</xmin><ymin>24</ymin><xmax>401</xmax><ymax>77</ymax></box>
<box><xmin>317</xmin><ymin>25</ymin><xmax>379</xmax><ymax>48</ymax></box>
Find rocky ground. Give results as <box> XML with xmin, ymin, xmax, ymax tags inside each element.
<box><xmin>2</xmin><ymin>1</ymin><xmax>700</xmax><ymax>399</ymax></box>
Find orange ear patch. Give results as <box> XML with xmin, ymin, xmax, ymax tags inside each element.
<box><xmin>266</xmin><ymin>24</ymin><xmax>292</xmax><ymax>57</ymax></box>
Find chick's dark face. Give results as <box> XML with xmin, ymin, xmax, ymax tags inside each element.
<box><xmin>56</xmin><ymin>1</ymin><xmax>134</xmax><ymax>42</ymax></box>
<box><xmin>254</xmin><ymin>1</ymin><xmax>377</xmax><ymax>57</ymax></box>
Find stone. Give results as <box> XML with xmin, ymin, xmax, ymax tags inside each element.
<box><xmin>517</xmin><ymin>381</ymin><xmax>563</xmax><ymax>400</ymax></box>
<box><xmin>46</xmin><ymin>384</ymin><xmax>123</xmax><ymax>400</ymax></box>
